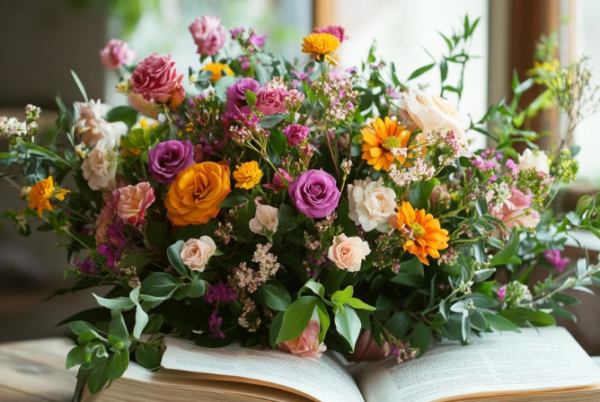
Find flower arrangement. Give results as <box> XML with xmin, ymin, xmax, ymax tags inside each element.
<box><xmin>2</xmin><ymin>15</ymin><xmax>600</xmax><ymax>394</ymax></box>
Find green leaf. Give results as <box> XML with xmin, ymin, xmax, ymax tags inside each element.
<box><xmin>499</xmin><ymin>308</ymin><xmax>556</xmax><ymax>327</ymax></box>
<box><xmin>411</xmin><ymin>322</ymin><xmax>432</xmax><ymax>356</ymax></box>
<box><xmin>254</xmin><ymin>64</ymin><xmax>268</xmax><ymax>85</ymax></box>
<box><xmin>346</xmin><ymin>298</ymin><xmax>376</xmax><ymax>311</ymax></box>
<box><xmin>143</xmin><ymin>314</ymin><xmax>164</xmax><ymax>335</ymax></box>
<box><xmin>407</xmin><ymin>180</ymin><xmax>437</xmax><ymax>210</ymax></box>
<box><xmin>278</xmin><ymin>204</ymin><xmax>296</xmax><ymax>231</ymax></box>
<box><xmin>141</xmin><ymin>273</ymin><xmax>180</xmax><ymax>298</ymax></box>
<box><xmin>71</xmin><ymin>70</ymin><xmax>88</xmax><ymax>103</ymax></box>
<box><xmin>93</xmin><ymin>295</ymin><xmax>135</xmax><ymax>311</ymax></box>
<box><xmin>276</xmin><ymin>296</ymin><xmax>318</xmax><ymax>343</ymax></box>
<box><xmin>108</xmin><ymin>311</ymin><xmax>129</xmax><ymax>345</ymax></box>
<box><xmin>303</xmin><ymin>279</ymin><xmax>325</xmax><ymax>298</ymax></box>
<box><xmin>490</xmin><ymin>233</ymin><xmax>522</xmax><ymax>267</ymax></box>
<box><xmin>316</xmin><ymin>301</ymin><xmax>330</xmax><ymax>343</ymax></box>
<box><xmin>66</xmin><ymin>345</ymin><xmax>90</xmax><ymax>369</ymax></box>
<box><xmin>183</xmin><ymin>279</ymin><xmax>206</xmax><ymax>298</ymax></box>
<box><xmin>386</xmin><ymin>311</ymin><xmax>411</xmax><ymax>339</ymax></box>
<box><xmin>167</xmin><ymin>240</ymin><xmax>189</xmax><ymax>278</ymax></box>
<box><xmin>258</xmin><ymin>284</ymin><xmax>291</xmax><ymax>311</ymax></box>
<box><xmin>269</xmin><ymin>129</ymin><xmax>287</xmax><ymax>157</ymax></box>
<box><xmin>334</xmin><ymin>306</ymin><xmax>361</xmax><ymax>352</ymax></box>
<box><xmin>391</xmin><ymin>272</ymin><xmax>424</xmax><ymax>287</ymax></box>
<box><xmin>407</xmin><ymin>63</ymin><xmax>436</xmax><ymax>81</ymax></box>
<box><xmin>401</xmin><ymin>257</ymin><xmax>425</xmax><ymax>277</ymax></box>
<box><xmin>483</xmin><ymin>312</ymin><xmax>520</xmax><ymax>332</ymax></box>
<box><xmin>464</xmin><ymin>294</ymin><xmax>498</xmax><ymax>308</ymax></box>
<box><xmin>105</xmin><ymin>106</ymin><xmax>138</xmax><ymax>127</ymax></box>
<box><xmin>473</xmin><ymin>268</ymin><xmax>496</xmax><ymax>282</ymax></box>
<box><xmin>219</xmin><ymin>189</ymin><xmax>250</xmax><ymax>208</ymax></box>
<box><xmin>133</xmin><ymin>305</ymin><xmax>149</xmax><ymax>339</ymax></box>
<box><xmin>214</xmin><ymin>76</ymin><xmax>237</xmax><ymax>102</ymax></box>
<box><xmin>260</xmin><ymin>114</ymin><xmax>285</xmax><ymax>128</ymax></box>
<box><xmin>136</xmin><ymin>343</ymin><xmax>161</xmax><ymax>370</ymax></box>
<box><xmin>87</xmin><ymin>357</ymin><xmax>108</xmax><ymax>394</ymax></box>
<box><xmin>332</xmin><ymin>286</ymin><xmax>354</xmax><ymax>306</ymax></box>
<box><xmin>270</xmin><ymin>312</ymin><xmax>285</xmax><ymax>348</ymax></box>
<box><xmin>469</xmin><ymin>310</ymin><xmax>487</xmax><ymax>331</ymax></box>
<box><xmin>70</xmin><ymin>321</ymin><xmax>102</xmax><ymax>336</ymax></box>
<box><xmin>245</xmin><ymin>90</ymin><xmax>256</xmax><ymax>107</ymax></box>
<box><xmin>106</xmin><ymin>348</ymin><xmax>129</xmax><ymax>380</ymax></box>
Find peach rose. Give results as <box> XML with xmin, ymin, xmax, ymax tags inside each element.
<box><xmin>398</xmin><ymin>90</ymin><xmax>466</xmax><ymax>145</ymax></box>
<box><xmin>278</xmin><ymin>320</ymin><xmax>326</xmax><ymax>358</ymax></box>
<box><xmin>127</xmin><ymin>92</ymin><xmax>159</xmax><ymax>118</ymax></box>
<box><xmin>249</xmin><ymin>204</ymin><xmax>279</xmax><ymax>235</ymax></box>
<box><xmin>327</xmin><ymin>234</ymin><xmax>371</xmax><ymax>272</ymax></box>
<box><xmin>491</xmin><ymin>188</ymin><xmax>541</xmax><ymax>231</ymax></box>
<box><xmin>165</xmin><ymin>162</ymin><xmax>231</xmax><ymax>226</ymax></box>
<box><xmin>180</xmin><ymin>236</ymin><xmax>217</xmax><ymax>271</ymax></box>
<box><xmin>114</xmin><ymin>182</ymin><xmax>155</xmax><ymax>225</ymax></box>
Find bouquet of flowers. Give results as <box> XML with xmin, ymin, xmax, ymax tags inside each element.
<box><xmin>2</xmin><ymin>15</ymin><xmax>600</xmax><ymax>394</ymax></box>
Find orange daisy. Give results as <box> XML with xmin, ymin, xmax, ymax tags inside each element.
<box><xmin>390</xmin><ymin>201</ymin><xmax>449</xmax><ymax>265</ymax></box>
<box><xmin>361</xmin><ymin>117</ymin><xmax>411</xmax><ymax>171</ymax></box>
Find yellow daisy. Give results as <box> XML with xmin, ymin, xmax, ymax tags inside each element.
<box><xmin>27</xmin><ymin>176</ymin><xmax>69</xmax><ymax>217</ymax></box>
<box><xmin>361</xmin><ymin>117</ymin><xmax>412</xmax><ymax>171</ymax></box>
<box><xmin>301</xmin><ymin>33</ymin><xmax>340</xmax><ymax>62</ymax></box>
<box><xmin>203</xmin><ymin>63</ymin><xmax>234</xmax><ymax>83</ymax></box>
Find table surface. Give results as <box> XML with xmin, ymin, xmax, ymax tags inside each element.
<box><xmin>3</xmin><ymin>338</ymin><xmax>600</xmax><ymax>402</ymax></box>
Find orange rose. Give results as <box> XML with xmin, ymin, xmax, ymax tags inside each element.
<box><xmin>165</xmin><ymin>162</ymin><xmax>231</xmax><ymax>226</ymax></box>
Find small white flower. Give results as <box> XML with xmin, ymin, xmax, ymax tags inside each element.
<box><xmin>82</xmin><ymin>138</ymin><xmax>118</xmax><ymax>190</ymax></box>
<box><xmin>75</xmin><ymin>99</ymin><xmax>127</xmax><ymax>146</ymax></box>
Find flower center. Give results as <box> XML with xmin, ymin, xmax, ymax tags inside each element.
<box><xmin>410</xmin><ymin>222</ymin><xmax>425</xmax><ymax>238</ymax></box>
<box><xmin>382</xmin><ymin>136</ymin><xmax>401</xmax><ymax>151</ymax></box>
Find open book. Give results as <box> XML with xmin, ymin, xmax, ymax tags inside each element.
<box><xmin>84</xmin><ymin>327</ymin><xmax>600</xmax><ymax>402</ymax></box>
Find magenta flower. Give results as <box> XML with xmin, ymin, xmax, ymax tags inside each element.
<box><xmin>205</xmin><ymin>282</ymin><xmax>238</xmax><ymax>304</ymax></box>
<box><xmin>249</xmin><ymin>33</ymin><xmax>268</xmax><ymax>48</ymax></box>
<box><xmin>498</xmin><ymin>285</ymin><xmax>507</xmax><ymax>301</ymax></box>
<box><xmin>288</xmin><ymin>169</ymin><xmax>341</xmax><ymax>219</ymax></box>
<box><xmin>209</xmin><ymin>310</ymin><xmax>226</xmax><ymax>339</ymax></box>
<box><xmin>264</xmin><ymin>168</ymin><xmax>292</xmax><ymax>192</ymax></box>
<box><xmin>314</xmin><ymin>25</ymin><xmax>349</xmax><ymax>43</ymax></box>
<box><xmin>226</xmin><ymin>78</ymin><xmax>260</xmax><ymax>116</ymax></box>
<box><xmin>189</xmin><ymin>15</ymin><xmax>227</xmax><ymax>56</ymax></box>
<box><xmin>99</xmin><ymin>39</ymin><xmax>135</xmax><ymax>69</ymax></box>
<box><xmin>282</xmin><ymin>124</ymin><xmax>309</xmax><ymax>147</ymax></box>
<box><xmin>544</xmin><ymin>249</ymin><xmax>570</xmax><ymax>273</ymax></box>
<box><xmin>148</xmin><ymin>140</ymin><xmax>194</xmax><ymax>184</ymax></box>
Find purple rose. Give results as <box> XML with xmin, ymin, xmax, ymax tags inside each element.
<box><xmin>288</xmin><ymin>170</ymin><xmax>341</xmax><ymax>219</ymax></box>
<box><xmin>148</xmin><ymin>140</ymin><xmax>194</xmax><ymax>184</ymax></box>
<box><xmin>282</xmin><ymin>124</ymin><xmax>309</xmax><ymax>147</ymax></box>
<box><xmin>255</xmin><ymin>87</ymin><xmax>288</xmax><ymax>116</ymax></box>
<box><xmin>226</xmin><ymin>78</ymin><xmax>260</xmax><ymax>116</ymax></box>
<box><xmin>189</xmin><ymin>15</ymin><xmax>227</xmax><ymax>56</ymax></box>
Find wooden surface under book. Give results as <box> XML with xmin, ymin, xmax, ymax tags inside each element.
<box><xmin>3</xmin><ymin>337</ymin><xmax>600</xmax><ymax>402</ymax></box>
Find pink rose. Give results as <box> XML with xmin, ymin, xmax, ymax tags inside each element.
<box><xmin>264</xmin><ymin>168</ymin><xmax>292</xmax><ymax>192</ymax></box>
<box><xmin>100</xmin><ymin>39</ymin><xmax>135</xmax><ymax>69</ymax></box>
<box><xmin>180</xmin><ymin>236</ymin><xmax>217</xmax><ymax>272</ymax></box>
<box><xmin>282</xmin><ymin>124</ymin><xmax>309</xmax><ymax>147</ymax></box>
<box><xmin>255</xmin><ymin>87</ymin><xmax>288</xmax><ymax>116</ymax></box>
<box><xmin>114</xmin><ymin>182</ymin><xmax>155</xmax><ymax>225</ymax></box>
<box><xmin>327</xmin><ymin>234</ymin><xmax>371</xmax><ymax>272</ymax></box>
<box><xmin>398</xmin><ymin>90</ymin><xmax>466</xmax><ymax>145</ymax></box>
<box><xmin>189</xmin><ymin>15</ymin><xmax>227</xmax><ymax>56</ymax></box>
<box><xmin>278</xmin><ymin>320</ymin><xmax>326</xmax><ymax>358</ymax></box>
<box><xmin>130</xmin><ymin>53</ymin><xmax>185</xmax><ymax>111</ymax></box>
<box><xmin>491</xmin><ymin>188</ymin><xmax>540</xmax><ymax>231</ymax></box>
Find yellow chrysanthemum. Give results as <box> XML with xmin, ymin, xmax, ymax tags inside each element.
<box><xmin>27</xmin><ymin>176</ymin><xmax>69</xmax><ymax>217</ymax></box>
<box><xmin>203</xmin><ymin>63</ymin><xmax>234</xmax><ymax>83</ymax></box>
<box><xmin>233</xmin><ymin>161</ymin><xmax>263</xmax><ymax>190</ymax></box>
<box><xmin>301</xmin><ymin>33</ymin><xmax>340</xmax><ymax>62</ymax></box>
<box><xmin>361</xmin><ymin>117</ymin><xmax>412</xmax><ymax>171</ymax></box>
<box><xmin>390</xmin><ymin>202</ymin><xmax>449</xmax><ymax>266</ymax></box>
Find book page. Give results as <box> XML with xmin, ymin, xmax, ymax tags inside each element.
<box><xmin>161</xmin><ymin>337</ymin><xmax>365</xmax><ymax>402</ymax></box>
<box><xmin>356</xmin><ymin>327</ymin><xmax>600</xmax><ymax>402</ymax></box>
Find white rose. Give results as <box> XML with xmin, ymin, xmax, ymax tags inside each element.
<box><xmin>348</xmin><ymin>178</ymin><xmax>397</xmax><ymax>232</ymax></box>
<box><xmin>180</xmin><ymin>236</ymin><xmax>217</xmax><ymax>271</ymax></box>
<box><xmin>249</xmin><ymin>204</ymin><xmax>279</xmax><ymax>235</ymax></box>
<box><xmin>518</xmin><ymin>149</ymin><xmax>549</xmax><ymax>175</ymax></box>
<box><xmin>75</xmin><ymin>99</ymin><xmax>127</xmax><ymax>146</ymax></box>
<box><xmin>397</xmin><ymin>90</ymin><xmax>467</xmax><ymax>145</ymax></box>
<box><xmin>82</xmin><ymin>138</ymin><xmax>118</xmax><ymax>190</ymax></box>
<box><xmin>327</xmin><ymin>234</ymin><xmax>371</xmax><ymax>272</ymax></box>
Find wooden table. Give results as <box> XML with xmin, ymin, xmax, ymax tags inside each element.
<box><xmin>0</xmin><ymin>338</ymin><xmax>75</xmax><ymax>402</ymax></box>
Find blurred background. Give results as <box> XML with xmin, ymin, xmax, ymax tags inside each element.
<box><xmin>0</xmin><ymin>0</ymin><xmax>599</xmax><ymax>351</ymax></box>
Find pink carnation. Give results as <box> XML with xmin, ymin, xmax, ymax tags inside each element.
<box><xmin>314</xmin><ymin>25</ymin><xmax>349</xmax><ymax>43</ymax></box>
<box><xmin>278</xmin><ymin>320</ymin><xmax>326</xmax><ymax>358</ymax></box>
<box><xmin>255</xmin><ymin>87</ymin><xmax>288</xmax><ymax>116</ymax></box>
<box><xmin>492</xmin><ymin>188</ymin><xmax>540</xmax><ymax>231</ymax></box>
<box><xmin>130</xmin><ymin>53</ymin><xmax>185</xmax><ymax>111</ymax></box>
<box><xmin>114</xmin><ymin>182</ymin><xmax>155</xmax><ymax>226</ymax></box>
<box><xmin>99</xmin><ymin>39</ymin><xmax>135</xmax><ymax>69</ymax></box>
<box><xmin>189</xmin><ymin>15</ymin><xmax>227</xmax><ymax>56</ymax></box>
